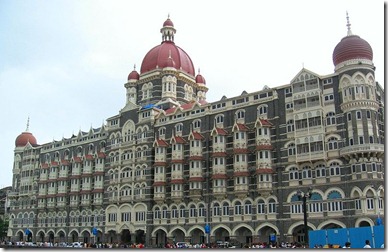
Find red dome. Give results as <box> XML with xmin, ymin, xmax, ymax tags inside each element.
<box><xmin>163</xmin><ymin>18</ymin><xmax>174</xmax><ymax>27</ymax></box>
<box><xmin>332</xmin><ymin>35</ymin><xmax>373</xmax><ymax>66</ymax></box>
<box><xmin>195</xmin><ymin>73</ymin><xmax>206</xmax><ymax>84</ymax></box>
<box><xmin>140</xmin><ymin>41</ymin><xmax>195</xmax><ymax>76</ymax></box>
<box><xmin>15</xmin><ymin>132</ymin><xmax>37</xmax><ymax>147</ymax></box>
<box><xmin>128</xmin><ymin>69</ymin><xmax>139</xmax><ymax>80</ymax></box>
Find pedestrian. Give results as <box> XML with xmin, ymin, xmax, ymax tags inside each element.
<box><xmin>363</xmin><ymin>240</ymin><xmax>371</xmax><ymax>248</ymax></box>
<box><xmin>343</xmin><ymin>242</ymin><xmax>351</xmax><ymax>248</ymax></box>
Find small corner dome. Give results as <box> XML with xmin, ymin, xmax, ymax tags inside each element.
<box><xmin>195</xmin><ymin>73</ymin><xmax>206</xmax><ymax>84</ymax></box>
<box><xmin>332</xmin><ymin>35</ymin><xmax>373</xmax><ymax>66</ymax></box>
<box><xmin>163</xmin><ymin>18</ymin><xmax>174</xmax><ymax>27</ymax></box>
<box><xmin>15</xmin><ymin>132</ymin><xmax>37</xmax><ymax>147</ymax></box>
<box><xmin>128</xmin><ymin>69</ymin><xmax>140</xmax><ymax>81</ymax></box>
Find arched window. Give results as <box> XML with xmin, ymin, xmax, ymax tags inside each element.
<box><xmin>326</xmin><ymin>112</ymin><xmax>336</xmax><ymax>125</ymax></box>
<box><xmin>327</xmin><ymin>191</ymin><xmax>343</xmax><ymax>212</ymax></box>
<box><xmin>236</xmin><ymin>110</ymin><xmax>245</xmax><ymax>119</ymax></box>
<box><xmin>302</xmin><ymin>166</ymin><xmax>312</xmax><ymax>179</ymax></box>
<box><xmin>330</xmin><ymin>162</ymin><xmax>340</xmax><ymax>176</ymax></box>
<box><xmin>289</xmin><ymin>167</ymin><xmax>299</xmax><ymax>180</ymax></box>
<box><xmin>309</xmin><ymin>193</ymin><xmax>323</xmax><ymax>213</ymax></box>
<box><xmin>190</xmin><ymin>205</ymin><xmax>197</xmax><ymax>217</ymax></box>
<box><xmin>222</xmin><ymin>202</ymin><xmax>229</xmax><ymax>216</ymax></box>
<box><xmin>268</xmin><ymin>199</ymin><xmax>276</xmax><ymax>213</ymax></box>
<box><xmin>257</xmin><ymin>199</ymin><xmax>265</xmax><ymax>214</ymax></box>
<box><xmin>327</xmin><ymin>137</ymin><xmax>338</xmax><ymax>150</ymax></box>
<box><xmin>258</xmin><ymin>105</ymin><xmax>268</xmax><ymax>116</ymax></box>
<box><xmin>244</xmin><ymin>200</ymin><xmax>252</xmax><ymax>215</ymax></box>
<box><xmin>213</xmin><ymin>203</ymin><xmax>220</xmax><ymax>216</ymax></box>
<box><xmin>288</xmin><ymin>143</ymin><xmax>296</xmax><ymax>156</ymax></box>
<box><xmin>287</xmin><ymin>120</ymin><xmax>294</xmax><ymax>132</ymax></box>
<box><xmin>175</xmin><ymin>123</ymin><xmax>183</xmax><ymax>133</ymax></box>
<box><xmin>290</xmin><ymin>194</ymin><xmax>302</xmax><ymax>214</ymax></box>
<box><xmin>315</xmin><ymin>164</ymin><xmax>326</xmax><ymax>178</ymax></box>
<box><xmin>234</xmin><ymin>201</ymin><xmax>242</xmax><ymax>215</ymax></box>
<box><xmin>215</xmin><ymin>115</ymin><xmax>224</xmax><ymax>124</ymax></box>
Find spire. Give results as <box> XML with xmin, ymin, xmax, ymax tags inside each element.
<box><xmin>26</xmin><ymin>117</ymin><xmax>30</xmax><ymax>132</ymax></box>
<box><xmin>133</xmin><ymin>64</ymin><xmax>136</xmax><ymax>71</ymax></box>
<box><xmin>346</xmin><ymin>11</ymin><xmax>352</xmax><ymax>36</ymax></box>
<box><xmin>161</xmin><ymin>14</ymin><xmax>176</xmax><ymax>43</ymax></box>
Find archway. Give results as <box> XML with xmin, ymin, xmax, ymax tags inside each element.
<box><xmin>155</xmin><ymin>229</ymin><xmax>167</xmax><ymax>248</ymax></box>
<box><xmin>291</xmin><ymin>224</ymin><xmax>311</xmax><ymax>244</ymax></box>
<box><xmin>189</xmin><ymin>227</ymin><xmax>204</xmax><ymax>245</ymax></box>
<box><xmin>213</xmin><ymin>226</ymin><xmax>231</xmax><ymax>243</ymax></box>
<box><xmin>234</xmin><ymin>226</ymin><xmax>253</xmax><ymax>247</ymax></box>
<box><xmin>37</xmin><ymin>231</ymin><xmax>45</xmax><ymax>242</ymax></box>
<box><xmin>257</xmin><ymin>226</ymin><xmax>278</xmax><ymax>244</ymax></box>
<box><xmin>27</xmin><ymin>232</ymin><xmax>32</xmax><ymax>242</ymax></box>
<box><xmin>359</xmin><ymin>221</ymin><xmax>371</xmax><ymax>227</ymax></box>
<box><xmin>171</xmin><ymin>228</ymin><xmax>185</xmax><ymax>243</ymax></box>
<box><xmin>58</xmin><ymin>230</ymin><xmax>66</xmax><ymax>243</ymax></box>
<box><xmin>47</xmin><ymin>231</ymin><xmax>54</xmax><ymax>244</ymax></box>
<box><xmin>17</xmin><ymin>231</ymin><xmax>23</xmax><ymax>242</ymax></box>
<box><xmin>135</xmin><ymin>229</ymin><xmax>145</xmax><ymax>244</ymax></box>
<box><xmin>107</xmin><ymin>230</ymin><xmax>117</xmax><ymax>244</ymax></box>
<box><xmin>121</xmin><ymin>229</ymin><xmax>131</xmax><ymax>244</ymax></box>
<box><xmin>69</xmin><ymin>230</ymin><xmax>79</xmax><ymax>243</ymax></box>
<box><xmin>82</xmin><ymin>230</ymin><xmax>91</xmax><ymax>244</ymax></box>
<box><xmin>321</xmin><ymin>223</ymin><xmax>343</xmax><ymax>229</ymax></box>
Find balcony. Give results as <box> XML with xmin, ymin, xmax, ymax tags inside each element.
<box><xmin>340</xmin><ymin>144</ymin><xmax>384</xmax><ymax>158</ymax></box>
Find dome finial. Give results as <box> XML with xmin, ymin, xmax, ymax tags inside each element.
<box><xmin>26</xmin><ymin>116</ymin><xmax>30</xmax><ymax>132</ymax></box>
<box><xmin>346</xmin><ymin>11</ymin><xmax>352</xmax><ymax>36</ymax></box>
<box><xmin>198</xmin><ymin>68</ymin><xmax>201</xmax><ymax>74</ymax></box>
<box><xmin>133</xmin><ymin>64</ymin><xmax>136</xmax><ymax>70</ymax></box>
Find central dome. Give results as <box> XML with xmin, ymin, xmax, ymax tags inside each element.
<box><xmin>140</xmin><ymin>17</ymin><xmax>195</xmax><ymax>76</ymax></box>
<box><xmin>332</xmin><ymin>35</ymin><xmax>373</xmax><ymax>66</ymax></box>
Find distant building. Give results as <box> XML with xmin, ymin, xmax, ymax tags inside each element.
<box><xmin>7</xmin><ymin>14</ymin><xmax>384</xmax><ymax>246</ymax></box>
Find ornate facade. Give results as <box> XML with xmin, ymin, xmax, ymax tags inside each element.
<box><xmin>7</xmin><ymin>15</ymin><xmax>384</xmax><ymax>247</ymax></box>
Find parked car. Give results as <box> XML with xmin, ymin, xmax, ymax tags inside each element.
<box><xmin>176</xmin><ymin>242</ymin><xmax>189</xmax><ymax>248</ymax></box>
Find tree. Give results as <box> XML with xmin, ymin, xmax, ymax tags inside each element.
<box><xmin>0</xmin><ymin>218</ymin><xmax>9</xmax><ymax>241</ymax></box>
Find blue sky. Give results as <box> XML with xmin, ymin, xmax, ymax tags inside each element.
<box><xmin>0</xmin><ymin>0</ymin><xmax>385</xmax><ymax>187</ymax></box>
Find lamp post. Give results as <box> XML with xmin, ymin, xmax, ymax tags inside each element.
<box><xmin>297</xmin><ymin>188</ymin><xmax>312</xmax><ymax>247</ymax></box>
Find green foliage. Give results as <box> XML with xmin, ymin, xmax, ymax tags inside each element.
<box><xmin>0</xmin><ymin>218</ymin><xmax>9</xmax><ymax>240</ymax></box>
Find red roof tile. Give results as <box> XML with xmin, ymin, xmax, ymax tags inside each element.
<box><xmin>153</xmin><ymin>181</ymin><xmax>166</xmax><ymax>186</ymax></box>
<box><xmin>170</xmin><ymin>179</ymin><xmax>185</xmax><ymax>184</ymax></box>
<box><xmin>211</xmin><ymin>174</ymin><xmax>228</xmax><ymax>179</ymax></box>
<box><xmin>233</xmin><ymin>171</ymin><xmax>250</xmax><ymax>177</ymax></box>
<box><xmin>233</xmin><ymin>148</ymin><xmax>250</xmax><ymax>154</ymax></box>
<box><xmin>155</xmin><ymin>139</ymin><xmax>169</xmax><ymax>147</ymax></box>
<box><xmin>98</xmin><ymin>152</ymin><xmax>106</xmax><ymax>158</ymax></box>
<box><xmin>190</xmin><ymin>131</ymin><xmax>204</xmax><ymax>140</ymax></box>
<box><xmin>171</xmin><ymin>136</ymin><xmax>186</xmax><ymax>144</ymax></box>
<box><xmin>211</xmin><ymin>152</ymin><xmax>227</xmax><ymax>157</ymax></box>
<box><xmin>189</xmin><ymin>177</ymin><xmax>204</xmax><ymax>182</ymax></box>
<box><xmin>215</xmin><ymin>127</ymin><xmax>228</xmax><ymax>135</ymax></box>
<box><xmin>256</xmin><ymin>168</ymin><xmax>273</xmax><ymax>174</ymax></box>
<box><xmin>256</xmin><ymin>144</ymin><xmax>273</xmax><ymax>151</ymax></box>
<box><xmin>236</xmin><ymin>123</ymin><xmax>249</xmax><ymax>131</ymax></box>
<box><xmin>259</xmin><ymin>119</ymin><xmax>272</xmax><ymax>127</ymax></box>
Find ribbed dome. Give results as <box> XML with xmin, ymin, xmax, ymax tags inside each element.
<box><xmin>15</xmin><ymin>132</ymin><xmax>37</xmax><ymax>147</ymax></box>
<box><xmin>332</xmin><ymin>35</ymin><xmax>373</xmax><ymax>66</ymax></box>
<box><xmin>127</xmin><ymin>69</ymin><xmax>140</xmax><ymax>81</ymax></box>
<box><xmin>163</xmin><ymin>18</ymin><xmax>174</xmax><ymax>27</ymax></box>
<box><xmin>141</xmin><ymin>42</ymin><xmax>194</xmax><ymax>75</ymax></box>
<box><xmin>140</xmin><ymin>17</ymin><xmax>195</xmax><ymax>76</ymax></box>
<box><xmin>195</xmin><ymin>73</ymin><xmax>206</xmax><ymax>85</ymax></box>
